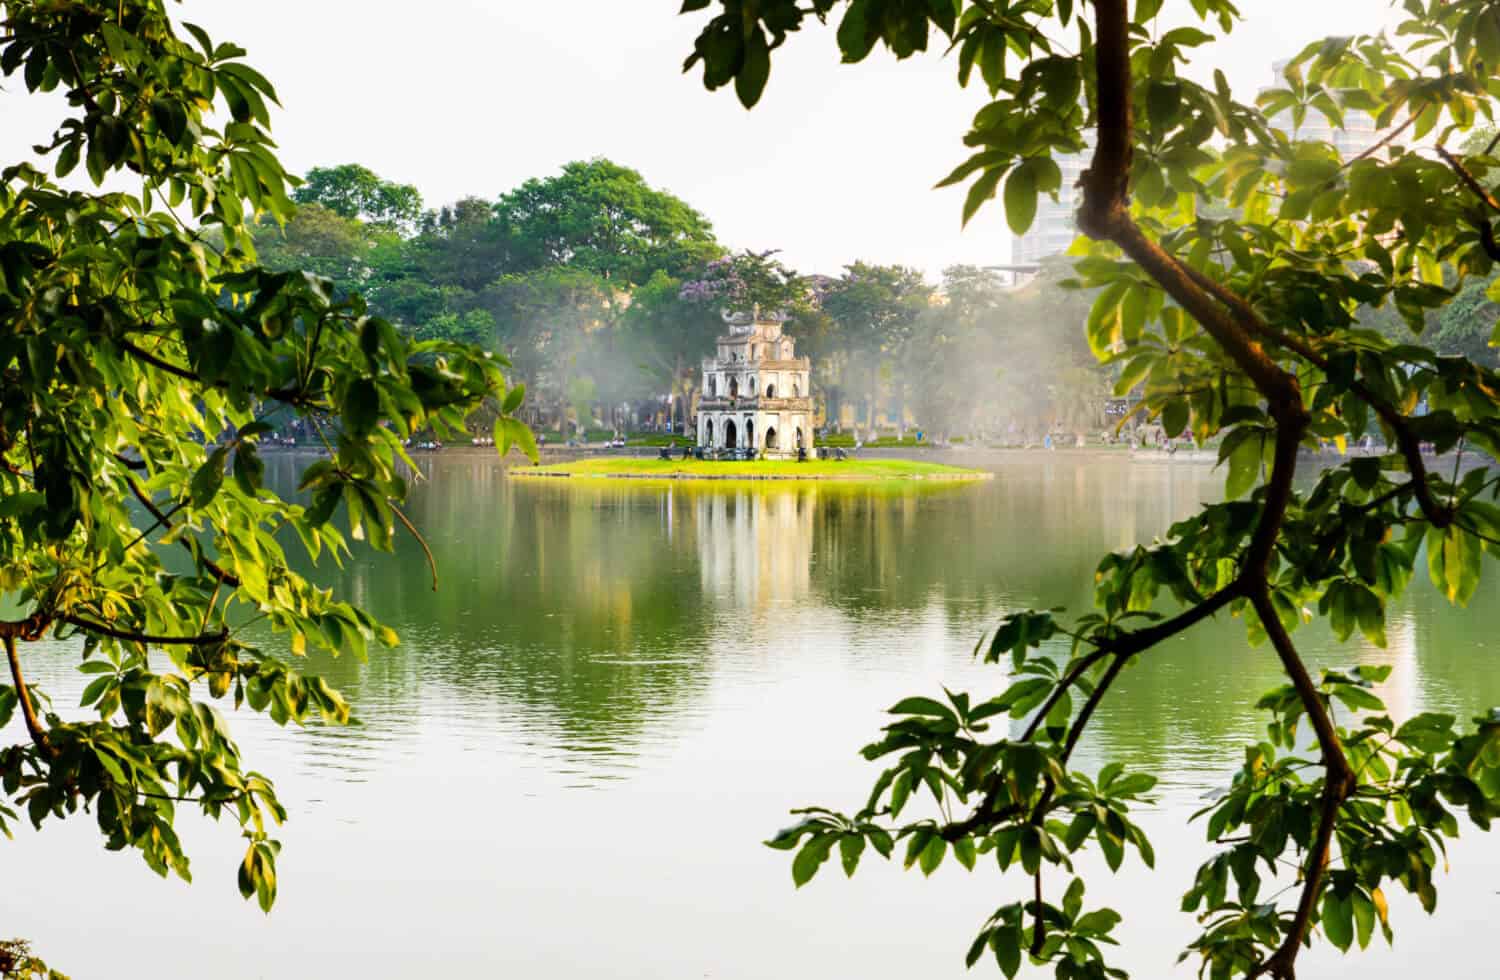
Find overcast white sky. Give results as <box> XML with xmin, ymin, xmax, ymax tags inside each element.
<box><xmin>0</xmin><ymin>1</ymin><xmax>1407</xmax><ymax>275</ymax></box>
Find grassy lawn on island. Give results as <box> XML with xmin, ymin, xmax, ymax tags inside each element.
<box><xmin>511</xmin><ymin>456</ymin><xmax>989</xmax><ymax>481</ymax></box>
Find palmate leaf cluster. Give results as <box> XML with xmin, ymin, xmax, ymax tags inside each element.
<box><xmin>680</xmin><ymin>0</ymin><xmax>1500</xmax><ymax>977</ymax></box>
<box><xmin>0</xmin><ymin>0</ymin><xmax>526</xmax><ymax>912</ymax></box>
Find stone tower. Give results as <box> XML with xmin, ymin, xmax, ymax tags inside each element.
<box><xmin>697</xmin><ymin>308</ymin><xmax>813</xmax><ymax>458</ymax></box>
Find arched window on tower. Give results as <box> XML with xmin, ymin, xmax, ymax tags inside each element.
<box><xmin>765</xmin><ymin>383</ymin><xmax>776</xmax><ymax>399</ymax></box>
<box><xmin>729</xmin><ymin>377</ymin><xmax>739</xmax><ymax>399</ymax></box>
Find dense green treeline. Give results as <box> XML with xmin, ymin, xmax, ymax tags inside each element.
<box><xmin>257</xmin><ymin>158</ymin><xmax>1107</xmax><ymax>442</ymax></box>
<box><xmin>260</xmin><ymin>157</ymin><xmax>1500</xmax><ymax>447</ymax></box>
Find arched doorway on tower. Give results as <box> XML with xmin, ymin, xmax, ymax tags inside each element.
<box><xmin>729</xmin><ymin>377</ymin><xmax>739</xmax><ymax>398</ymax></box>
<box><xmin>704</xmin><ymin>419</ymin><xmax>714</xmax><ymax>446</ymax></box>
<box><xmin>723</xmin><ymin>419</ymin><xmax>737</xmax><ymax>449</ymax></box>
<box><xmin>745</xmin><ymin>419</ymin><xmax>755</xmax><ymax>449</ymax></box>
<box><xmin>766</xmin><ymin>427</ymin><xmax>779</xmax><ymax>449</ymax></box>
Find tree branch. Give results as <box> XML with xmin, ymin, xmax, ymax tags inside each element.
<box><xmin>1435</xmin><ymin>143</ymin><xmax>1500</xmax><ymax>261</ymax></box>
<box><xmin>116</xmin><ymin>338</ymin><xmax>311</xmax><ymax>408</ymax></box>
<box><xmin>391</xmin><ymin>503</ymin><xmax>438</xmax><ymax>592</ymax></box>
<box><xmin>1076</xmin><ymin>5</ymin><xmax>1346</xmax><ymax>976</ymax></box>
<box><xmin>1436</xmin><ymin>144</ymin><xmax>1500</xmax><ymax>213</ymax></box>
<box><xmin>1175</xmin><ymin>259</ymin><xmax>1451</xmax><ymax>528</ymax></box>
<box><xmin>124</xmin><ymin>475</ymin><xmax>242</xmax><ymax>587</ymax></box>
<box><xmin>1248</xmin><ymin>589</ymin><xmax>1354</xmax><ymax>980</ymax></box>
<box><xmin>4</xmin><ymin>634</ymin><xmax>49</xmax><ymax>752</ymax></box>
<box><xmin>59</xmin><ymin>615</ymin><xmax>228</xmax><ymax>647</ymax></box>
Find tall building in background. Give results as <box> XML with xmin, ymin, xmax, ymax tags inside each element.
<box><xmin>1264</xmin><ymin>59</ymin><xmax>1381</xmax><ymax>159</ymax></box>
<box><xmin>1011</xmin><ymin>130</ymin><xmax>1095</xmax><ymax>268</ymax></box>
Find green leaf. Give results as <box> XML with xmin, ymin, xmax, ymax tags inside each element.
<box><xmin>1161</xmin><ymin>399</ymin><xmax>1188</xmax><ymax>439</ymax></box>
<box><xmin>0</xmin><ymin>687</ymin><xmax>15</xmax><ymax>729</ymax></box>
<box><xmin>962</xmin><ymin>167</ymin><xmax>1005</xmax><ymax>228</ymax></box>
<box><xmin>343</xmin><ymin>379</ymin><xmax>380</xmax><ymax>435</ymax></box>
<box><xmin>953</xmin><ymin>836</ymin><xmax>976</xmax><ymax>871</ymax></box>
<box><xmin>1427</xmin><ymin>524</ymin><xmax>1482</xmax><ymax>606</ymax></box>
<box><xmin>191</xmin><ymin>447</ymin><xmax>229</xmax><ymax>509</ymax></box>
<box><xmin>993</xmin><ymin>924</ymin><xmax>1022</xmax><ymax>978</ymax></box>
<box><xmin>765</xmin><ymin>817</ymin><xmax>818</xmax><ymax>850</ymax></box>
<box><xmin>792</xmin><ymin>834</ymin><xmax>833</xmax><ymax>887</ymax></box>
<box><xmin>1063</xmin><ymin>876</ymin><xmax>1085</xmax><ymax>919</ymax></box>
<box><xmin>1224</xmin><ymin>430</ymin><xmax>1262</xmax><ymax>500</ymax></box>
<box><xmin>735</xmin><ymin>27</ymin><xmax>771</xmax><ymax>109</ymax></box>
<box><xmin>495</xmin><ymin>416</ymin><xmax>539</xmax><ymax>463</ymax></box>
<box><xmin>888</xmin><ymin>696</ymin><xmax>954</xmax><ymax>718</ymax></box>
<box><xmin>1146</xmin><ymin>79</ymin><xmax>1184</xmax><ymax>130</ymax></box>
<box><xmin>1003</xmin><ymin>160</ymin><xmax>1039</xmax><ymax>236</ymax></box>
<box><xmin>836</xmin><ymin>0</ymin><xmax>875</xmax><ymax>62</ymax></box>
<box><xmin>232</xmin><ymin>442</ymin><xmax>264</xmax><ymax>496</ymax></box>
<box><xmin>1352</xmin><ymin>889</ymin><xmax>1376</xmax><ymax>949</ymax></box>
<box><xmin>1322</xmin><ymin>890</ymin><xmax>1354</xmax><ymax>952</ymax></box>
<box><xmin>918</xmin><ymin>834</ymin><xmax>945</xmax><ymax>876</ymax></box>
<box><xmin>1075</xmin><ymin>908</ymin><xmax>1121</xmax><ymax>935</ymax></box>
<box><xmin>501</xmin><ymin>382</ymin><xmax>526</xmax><ymax>415</ymax></box>
<box><xmin>838</xmin><ymin>833</ymin><xmax>865</xmax><ymax>876</ymax></box>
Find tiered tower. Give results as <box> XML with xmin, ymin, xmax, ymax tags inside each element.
<box><xmin>697</xmin><ymin>307</ymin><xmax>813</xmax><ymax>458</ymax></box>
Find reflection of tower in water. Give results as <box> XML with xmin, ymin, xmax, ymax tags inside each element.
<box><xmin>695</xmin><ymin>488</ymin><xmax>815</xmax><ymax>611</ymax></box>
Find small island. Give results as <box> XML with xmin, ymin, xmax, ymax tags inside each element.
<box><xmin>512</xmin><ymin>307</ymin><xmax>987</xmax><ymax>482</ymax></box>
<box><xmin>511</xmin><ymin>457</ymin><xmax>989</xmax><ymax>481</ymax></box>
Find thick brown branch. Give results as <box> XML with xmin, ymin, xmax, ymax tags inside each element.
<box><xmin>1481</xmin><ymin>221</ymin><xmax>1500</xmax><ymax>263</ymax></box>
<box><xmin>1248</xmin><ymin>589</ymin><xmax>1354</xmax><ymax>980</ymax></box>
<box><xmin>1080</xmin><ymin>0</ymin><xmax>1133</xmax><ymax>237</ymax></box>
<box><xmin>1075</xmin><ymin>3</ymin><xmax>1297</xmax><ymax>404</ymax></box>
<box><xmin>1081</xmin><ymin>1</ymin><xmax>1445</xmax><ymax>534</ymax></box>
<box><xmin>1097</xmin><ymin>581</ymin><xmax>1245</xmax><ymax>658</ymax></box>
<box><xmin>1059</xmin><ymin>653</ymin><xmax>1127</xmax><ymax>766</ymax></box>
<box><xmin>1176</xmin><ymin>261</ymin><xmax>1451</xmax><ymax>527</ymax></box>
<box><xmin>943</xmin><ymin>582</ymin><xmax>1245</xmax><ymax>843</ymax></box>
<box><xmin>1019</xmin><ymin>649</ymin><xmax>1111</xmax><ymax>742</ymax></box>
<box><xmin>1435</xmin><ymin>144</ymin><xmax>1500</xmax><ymax>265</ymax></box>
<box><xmin>0</xmin><ymin>607</ymin><xmax>53</xmax><ymax>643</ymax></box>
<box><xmin>4</xmin><ymin>634</ymin><xmax>49</xmax><ymax>751</ymax></box>
<box><xmin>1436</xmin><ymin>145</ymin><xmax>1500</xmax><ymax>213</ymax></box>
<box><xmin>1077</xmin><ymin>4</ymin><xmax>1345</xmax><ymax>976</ymax></box>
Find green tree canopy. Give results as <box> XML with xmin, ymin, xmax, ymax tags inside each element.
<box><xmin>679</xmin><ymin>1</ymin><xmax>1500</xmax><ymax>978</ymax></box>
<box><xmin>293</xmin><ymin>162</ymin><xmax>423</xmax><ymax>232</ymax></box>
<box><xmin>496</xmin><ymin>159</ymin><xmax>721</xmax><ymax>285</ymax></box>
<box><xmin>0</xmin><ymin>0</ymin><xmax>526</xmax><ymax>923</ymax></box>
<box><xmin>253</xmin><ymin>202</ymin><xmax>374</xmax><ymax>297</ymax></box>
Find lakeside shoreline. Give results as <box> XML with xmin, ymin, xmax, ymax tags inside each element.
<box><xmin>256</xmin><ymin>442</ymin><xmax>1396</xmax><ymax>469</ymax></box>
<box><xmin>508</xmin><ymin>457</ymin><xmax>992</xmax><ymax>482</ymax></box>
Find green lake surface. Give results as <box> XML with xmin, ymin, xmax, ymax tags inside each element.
<box><xmin>4</xmin><ymin>451</ymin><xmax>1499</xmax><ymax>978</ymax></box>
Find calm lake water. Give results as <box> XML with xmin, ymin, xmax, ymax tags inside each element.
<box><xmin>4</xmin><ymin>451</ymin><xmax>1499</xmax><ymax>978</ymax></box>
